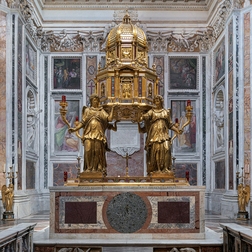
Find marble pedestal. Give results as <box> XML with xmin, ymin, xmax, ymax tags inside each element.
<box><xmin>49</xmin><ymin>184</ymin><xmax>205</xmax><ymax>240</ymax></box>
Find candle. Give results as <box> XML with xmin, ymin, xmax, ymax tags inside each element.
<box><xmin>64</xmin><ymin>171</ymin><xmax>68</xmax><ymax>182</ymax></box>
<box><xmin>175</xmin><ymin>118</ymin><xmax>178</xmax><ymax>123</ymax></box>
<box><xmin>187</xmin><ymin>100</ymin><xmax>191</xmax><ymax>106</ymax></box>
<box><xmin>62</xmin><ymin>95</ymin><xmax>66</xmax><ymax>102</ymax></box>
<box><xmin>186</xmin><ymin>171</ymin><xmax>189</xmax><ymax>182</ymax></box>
<box><xmin>76</xmin><ymin>116</ymin><xmax>79</xmax><ymax>122</ymax></box>
<box><xmin>3</xmin><ymin>163</ymin><xmax>5</xmax><ymax>173</ymax></box>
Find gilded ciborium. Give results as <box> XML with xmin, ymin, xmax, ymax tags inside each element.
<box><xmin>59</xmin><ymin>12</ymin><xmax>193</xmax><ymax>185</ymax></box>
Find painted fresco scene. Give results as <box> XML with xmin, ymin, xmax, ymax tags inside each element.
<box><xmin>54</xmin><ymin>100</ymin><xmax>80</xmax><ymax>154</ymax></box>
<box><xmin>171</xmin><ymin>100</ymin><xmax>196</xmax><ymax>153</ymax></box>
<box><xmin>53</xmin><ymin>58</ymin><xmax>81</xmax><ymax>89</ymax></box>
<box><xmin>169</xmin><ymin>58</ymin><xmax>197</xmax><ymax>89</ymax></box>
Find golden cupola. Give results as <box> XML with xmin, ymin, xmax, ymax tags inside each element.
<box><xmin>96</xmin><ymin>12</ymin><xmax>159</xmax><ymax>121</ymax></box>
<box><xmin>106</xmin><ymin>12</ymin><xmax>148</xmax><ymax>66</ymax></box>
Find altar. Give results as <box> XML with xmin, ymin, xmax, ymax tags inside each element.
<box><xmin>49</xmin><ymin>11</ymin><xmax>207</xmax><ymax>242</ymax></box>
<box><xmin>49</xmin><ymin>183</ymin><xmax>205</xmax><ymax>240</ymax></box>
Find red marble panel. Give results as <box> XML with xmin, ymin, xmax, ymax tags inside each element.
<box><xmin>65</xmin><ymin>202</ymin><xmax>97</xmax><ymax>224</ymax></box>
<box><xmin>158</xmin><ymin>202</ymin><xmax>190</xmax><ymax>223</ymax></box>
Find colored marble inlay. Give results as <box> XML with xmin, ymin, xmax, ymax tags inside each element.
<box><xmin>53</xmin><ymin>163</ymin><xmax>78</xmax><ymax>186</ymax></box>
<box><xmin>228</xmin><ymin>19</ymin><xmax>233</xmax><ymax>72</ymax></box>
<box><xmin>106</xmin><ymin>134</ymin><xmax>144</xmax><ymax>177</ymax></box>
<box><xmin>215</xmin><ymin>160</ymin><xmax>225</xmax><ymax>189</ymax></box>
<box><xmin>86</xmin><ymin>55</ymin><xmax>97</xmax><ymax>102</ymax></box>
<box><xmin>54</xmin><ymin>190</ymin><xmax>201</xmax><ymax>234</ymax></box>
<box><xmin>18</xmin><ymin>19</ymin><xmax>23</xmax><ymax>190</ymax></box>
<box><xmin>65</xmin><ymin>202</ymin><xmax>97</xmax><ymax>224</ymax></box>
<box><xmin>214</xmin><ymin>40</ymin><xmax>225</xmax><ymax>83</ymax></box>
<box><xmin>138</xmin><ymin>76</ymin><xmax>142</xmax><ymax>96</ymax></box>
<box><xmin>0</xmin><ymin>11</ymin><xmax>7</xmax><ymax>188</ymax></box>
<box><xmin>111</xmin><ymin>76</ymin><xmax>115</xmax><ymax>97</ymax></box>
<box><xmin>244</xmin><ymin>12</ymin><xmax>251</xmax><ymax>183</ymax></box>
<box><xmin>175</xmin><ymin>163</ymin><xmax>197</xmax><ymax>186</ymax></box>
<box><xmin>106</xmin><ymin>192</ymin><xmax>147</xmax><ymax>233</ymax></box>
<box><xmin>26</xmin><ymin>161</ymin><xmax>35</xmax><ymax>189</ymax></box>
<box><xmin>153</xmin><ymin>56</ymin><xmax>164</xmax><ymax>96</ymax></box>
<box><xmin>158</xmin><ymin>202</ymin><xmax>190</xmax><ymax>223</ymax></box>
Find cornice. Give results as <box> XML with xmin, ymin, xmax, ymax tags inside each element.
<box><xmin>38</xmin><ymin>0</ymin><xmax>213</xmax><ymax>11</ymax></box>
<box><xmin>8</xmin><ymin>0</ymin><xmax>244</xmax><ymax>53</ymax></box>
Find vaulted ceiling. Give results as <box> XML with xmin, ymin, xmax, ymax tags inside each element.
<box><xmin>35</xmin><ymin>0</ymin><xmax>219</xmax><ymax>30</ymax></box>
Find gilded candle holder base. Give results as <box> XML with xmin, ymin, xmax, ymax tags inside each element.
<box><xmin>3</xmin><ymin>211</ymin><xmax>14</xmax><ymax>220</ymax></box>
<box><xmin>237</xmin><ymin>211</ymin><xmax>249</xmax><ymax>220</ymax></box>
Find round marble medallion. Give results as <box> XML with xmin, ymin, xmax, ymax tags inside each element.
<box><xmin>106</xmin><ymin>192</ymin><xmax>147</xmax><ymax>233</ymax></box>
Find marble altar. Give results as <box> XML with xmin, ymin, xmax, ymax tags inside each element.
<box><xmin>49</xmin><ymin>184</ymin><xmax>205</xmax><ymax>240</ymax></box>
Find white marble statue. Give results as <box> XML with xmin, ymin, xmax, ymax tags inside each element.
<box><xmin>214</xmin><ymin>100</ymin><xmax>224</xmax><ymax>148</ymax></box>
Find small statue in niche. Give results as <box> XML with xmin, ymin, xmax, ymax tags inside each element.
<box><xmin>122</xmin><ymin>83</ymin><xmax>132</xmax><ymax>98</ymax></box>
<box><xmin>214</xmin><ymin>100</ymin><xmax>224</xmax><ymax>148</ymax></box>
<box><xmin>148</xmin><ymin>83</ymin><xmax>153</xmax><ymax>98</ymax></box>
<box><xmin>101</xmin><ymin>83</ymin><xmax>105</xmax><ymax>97</ymax></box>
<box><xmin>27</xmin><ymin>92</ymin><xmax>42</xmax><ymax>149</ymax></box>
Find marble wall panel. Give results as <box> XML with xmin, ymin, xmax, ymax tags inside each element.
<box><xmin>107</xmin><ymin>133</ymin><xmax>144</xmax><ymax>177</ymax></box>
<box><xmin>53</xmin><ymin>163</ymin><xmax>78</xmax><ymax>186</ymax></box>
<box><xmin>214</xmin><ymin>39</ymin><xmax>225</xmax><ymax>84</ymax></box>
<box><xmin>153</xmin><ymin>56</ymin><xmax>164</xmax><ymax>96</ymax></box>
<box><xmin>244</xmin><ymin>12</ymin><xmax>251</xmax><ymax>185</ymax></box>
<box><xmin>65</xmin><ymin>202</ymin><xmax>97</xmax><ymax>224</ymax></box>
<box><xmin>228</xmin><ymin>19</ymin><xmax>234</xmax><ymax>190</ymax></box>
<box><xmin>86</xmin><ymin>55</ymin><xmax>97</xmax><ymax>102</ymax></box>
<box><xmin>158</xmin><ymin>202</ymin><xmax>190</xmax><ymax>223</ymax></box>
<box><xmin>26</xmin><ymin>161</ymin><xmax>35</xmax><ymax>189</ymax></box>
<box><xmin>0</xmin><ymin>11</ymin><xmax>7</xmax><ymax>187</ymax></box>
<box><xmin>215</xmin><ymin>160</ymin><xmax>225</xmax><ymax>189</ymax></box>
<box><xmin>174</xmin><ymin>163</ymin><xmax>197</xmax><ymax>186</ymax></box>
<box><xmin>18</xmin><ymin>19</ymin><xmax>23</xmax><ymax>190</ymax></box>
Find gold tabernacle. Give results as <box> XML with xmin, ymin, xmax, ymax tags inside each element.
<box><xmin>59</xmin><ymin>12</ymin><xmax>193</xmax><ymax>183</ymax></box>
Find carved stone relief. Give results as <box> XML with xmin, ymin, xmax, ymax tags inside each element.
<box><xmin>15</xmin><ymin>1</ymin><xmax>238</xmax><ymax>53</ymax></box>
<box><xmin>214</xmin><ymin>90</ymin><xmax>225</xmax><ymax>150</ymax></box>
<box><xmin>110</xmin><ymin>122</ymin><xmax>140</xmax><ymax>157</ymax></box>
<box><xmin>26</xmin><ymin>89</ymin><xmax>41</xmax><ymax>152</ymax></box>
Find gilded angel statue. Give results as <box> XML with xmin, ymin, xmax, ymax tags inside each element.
<box><xmin>1</xmin><ymin>184</ymin><xmax>14</xmax><ymax>212</ymax></box>
<box><xmin>238</xmin><ymin>183</ymin><xmax>250</xmax><ymax>212</ymax></box>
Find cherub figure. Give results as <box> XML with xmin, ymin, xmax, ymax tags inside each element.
<box><xmin>1</xmin><ymin>184</ymin><xmax>14</xmax><ymax>212</ymax></box>
<box><xmin>238</xmin><ymin>183</ymin><xmax>250</xmax><ymax>212</ymax></box>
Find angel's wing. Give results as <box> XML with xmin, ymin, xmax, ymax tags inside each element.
<box><xmin>245</xmin><ymin>185</ymin><xmax>250</xmax><ymax>204</ymax></box>
<box><xmin>82</xmin><ymin>106</ymin><xmax>87</xmax><ymax>118</ymax></box>
<box><xmin>238</xmin><ymin>183</ymin><xmax>243</xmax><ymax>194</ymax></box>
<box><xmin>1</xmin><ymin>185</ymin><xmax>6</xmax><ymax>208</ymax></box>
